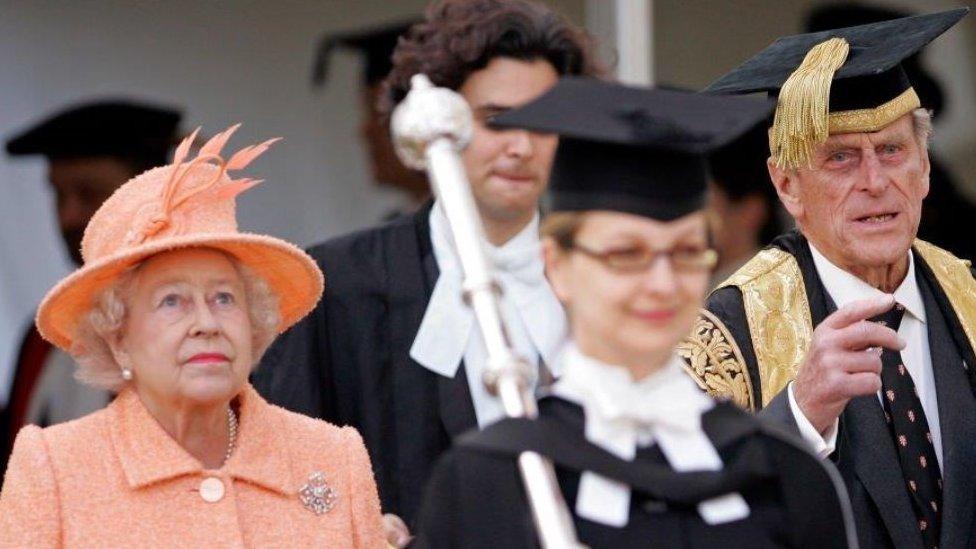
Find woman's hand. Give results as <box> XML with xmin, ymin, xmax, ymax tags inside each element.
<box><xmin>383</xmin><ymin>513</ymin><xmax>412</xmax><ymax>548</ymax></box>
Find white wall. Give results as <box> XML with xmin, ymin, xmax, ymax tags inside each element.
<box><xmin>0</xmin><ymin>0</ymin><xmax>584</xmax><ymax>400</ymax></box>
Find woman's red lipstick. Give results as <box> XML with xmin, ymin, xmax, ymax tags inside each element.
<box><xmin>186</xmin><ymin>353</ymin><xmax>229</xmax><ymax>364</ymax></box>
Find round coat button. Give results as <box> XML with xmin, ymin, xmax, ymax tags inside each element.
<box><xmin>199</xmin><ymin>477</ymin><xmax>225</xmax><ymax>503</ymax></box>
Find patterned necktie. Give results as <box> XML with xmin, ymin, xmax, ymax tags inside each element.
<box><xmin>874</xmin><ymin>303</ymin><xmax>942</xmax><ymax>548</ymax></box>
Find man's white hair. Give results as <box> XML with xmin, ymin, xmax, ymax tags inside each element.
<box><xmin>912</xmin><ymin>108</ymin><xmax>933</xmax><ymax>147</ymax></box>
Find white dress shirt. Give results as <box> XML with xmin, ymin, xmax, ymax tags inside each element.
<box><xmin>788</xmin><ymin>243</ymin><xmax>943</xmax><ymax>468</ymax></box>
<box><xmin>410</xmin><ymin>202</ymin><xmax>567</xmax><ymax>427</ymax></box>
<box><xmin>552</xmin><ymin>344</ymin><xmax>750</xmax><ymax>527</ymax></box>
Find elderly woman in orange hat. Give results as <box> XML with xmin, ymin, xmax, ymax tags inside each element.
<box><xmin>0</xmin><ymin>126</ymin><xmax>385</xmax><ymax>547</ymax></box>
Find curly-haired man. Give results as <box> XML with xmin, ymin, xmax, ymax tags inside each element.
<box><xmin>253</xmin><ymin>0</ymin><xmax>602</xmax><ymax>544</ymax></box>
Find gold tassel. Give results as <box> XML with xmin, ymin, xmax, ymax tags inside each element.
<box><xmin>771</xmin><ymin>37</ymin><xmax>850</xmax><ymax>169</ymax></box>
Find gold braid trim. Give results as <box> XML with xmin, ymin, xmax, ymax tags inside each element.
<box><xmin>914</xmin><ymin>239</ymin><xmax>976</xmax><ymax>360</ymax></box>
<box><xmin>719</xmin><ymin>248</ymin><xmax>814</xmax><ymax>408</ymax></box>
<box><xmin>771</xmin><ymin>37</ymin><xmax>849</xmax><ymax>169</ymax></box>
<box><xmin>678</xmin><ymin>309</ymin><xmax>755</xmax><ymax>411</ymax></box>
<box><xmin>828</xmin><ymin>88</ymin><xmax>921</xmax><ymax>135</ymax></box>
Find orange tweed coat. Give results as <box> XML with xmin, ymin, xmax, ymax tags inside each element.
<box><xmin>0</xmin><ymin>384</ymin><xmax>385</xmax><ymax>547</ymax></box>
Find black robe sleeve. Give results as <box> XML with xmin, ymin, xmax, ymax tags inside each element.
<box><xmin>412</xmin><ymin>448</ymin><xmax>537</xmax><ymax>549</ymax></box>
<box><xmin>411</xmin><ymin>451</ymin><xmax>462</xmax><ymax>548</ymax></box>
<box><xmin>757</xmin><ymin>422</ymin><xmax>857</xmax><ymax>549</ymax></box>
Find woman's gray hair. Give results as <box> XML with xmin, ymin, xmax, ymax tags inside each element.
<box><xmin>71</xmin><ymin>251</ymin><xmax>281</xmax><ymax>391</ymax></box>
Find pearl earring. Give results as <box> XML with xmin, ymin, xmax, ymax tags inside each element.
<box><xmin>121</xmin><ymin>367</ymin><xmax>133</xmax><ymax>381</ymax></box>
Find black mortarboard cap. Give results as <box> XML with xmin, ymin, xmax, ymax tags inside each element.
<box><xmin>805</xmin><ymin>3</ymin><xmax>946</xmax><ymax>119</ymax></box>
<box><xmin>491</xmin><ymin>77</ymin><xmax>775</xmax><ymax>221</ymax></box>
<box><xmin>6</xmin><ymin>100</ymin><xmax>181</xmax><ymax>163</ymax></box>
<box><xmin>706</xmin><ymin>8</ymin><xmax>967</xmax><ymax>168</ymax></box>
<box><xmin>707</xmin><ymin>8</ymin><xmax>966</xmax><ymax>100</ymax></box>
<box><xmin>311</xmin><ymin>20</ymin><xmax>418</xmax><ymax>87</ymax></box>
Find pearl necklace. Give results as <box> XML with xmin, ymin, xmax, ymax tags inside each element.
<box><xmin>223</xmin><ymin>406</ymin><xmax>238</xmax><ymax>467</ymax></box>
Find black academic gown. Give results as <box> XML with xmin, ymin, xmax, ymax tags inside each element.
<box><xmin>413</xmin><ymin>396</ymin><xmax>856</xmax><ymax>549</ymax></box>
<box><xmin>705</xmin><ymin>231</ymin><xmax>976</xmax><ymax>549</ymax></box>
<box><xmin>252</xmin><ymin>203</ymin><xmax>479</xmax><ymax>525</ymax></box>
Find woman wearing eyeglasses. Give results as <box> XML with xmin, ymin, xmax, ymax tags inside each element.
<box><xmin>411</xmin><ymin>79</ymin><xmax>856</xmax><ymax>548</ymax></box>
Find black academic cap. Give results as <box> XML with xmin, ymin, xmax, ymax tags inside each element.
<box><xmin>491</xmin><ymin>77</ymin><xmax>775</xmax><ymax>221</ymax></box>
<box><xmin>707</xmin><ymin>8</ymin><xmax>966</xmax><ymax>99</ymax></box>
<box><xmin>311</xmin><ymin>20</ymin><xmax>419</xmax><ymax>87</ymax></box>
<box><xmin>6</xmin><ymin>100</ymin><xmax>181</xmax><ymax>163</ymax></box>
<box><xmin>805</xmin><ymin>3</ymin><xmax>946</xmax><ymax>119</ymax></box>
<box><xmin>705</xmin><ymin>8</ymin><xmax>967</xmax><ymax>168</ymax></box>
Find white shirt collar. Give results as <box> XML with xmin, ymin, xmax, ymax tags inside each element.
<box><xmin>410</xmin><ymin>201</ymin><xmax>567</xmax><ymax>427</ymax></box>
<box><xmin>431</xmin><ymin>200</ymin><xmax>541</xmax><ymax>260</ymax></box>
<box><xmin>552</xmin><ymin>345</ymin><xmax>713</xmax><ymax>430</ymax></box>
<box><xmin>551</xmin><ymin>344</ymin><xmax>749</xmax><ymax>527</ymax></box>
<box><xmin>808</xmin><ymin>242</ymin><xmax>926</xmax><ymax>323</ymax></box>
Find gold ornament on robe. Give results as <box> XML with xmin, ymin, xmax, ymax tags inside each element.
<box><xmin>677</xmin><ymin>310</ymin><xmax>755</xmax><ymax>410</ymax></box>
<box><xmin>681</xmin><ymin>239</ymin><xmax>976</xmax><ymax>411</ymax></box>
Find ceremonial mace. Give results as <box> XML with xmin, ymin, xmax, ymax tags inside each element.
<box><xmin>392</xmin><ymin>74</ymin><xmax>583</xmax><ymax>548</ymax></box>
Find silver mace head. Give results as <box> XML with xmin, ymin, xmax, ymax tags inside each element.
<box><xmin>391</xmin><ymin>74</ymin><xmax>474</xmax><ymax>170</ymax></box>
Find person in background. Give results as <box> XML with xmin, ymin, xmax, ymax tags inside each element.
<box><xmin>0</xmin><ymin>126</ymin><xmax>384</xmax><ymax>546</ymax></box>
<box><xmin>414</xmin><ymin>78</ymin><xmax>855</xmax><ymax>549</ymax></box>
<box><xmin>708</xmin><ymin>122</ymin><xmax>787</xmax><ymax>285</ymax></box>
<box><xmin>253</xmin><ymin>0</ymin><xmax>604</xmax><ymax>545</ymax></box>
<box><xmin>1</xmin><ymin>100</ymin><xmax>181</xmax><ymax>481</ymax></box>
<box><xmin>684</xmin><ymin>10</ymin><xmax>976</xmax><ymax>548</ymax></box>
<box><xmin>311</xmin><ymin>20</ymin><xmax>430</xmax><ymax>215</ymax></box>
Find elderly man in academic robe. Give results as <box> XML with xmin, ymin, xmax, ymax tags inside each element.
<box><xmin>679</xmin><ymin>9</ymin><xmax>976</xmax><ymax>549</ymax></box>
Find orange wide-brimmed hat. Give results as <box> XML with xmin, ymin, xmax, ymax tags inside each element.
<box><xmin>36</xmin><ymin>124</ymin><xmax>324</xmax><ymax>352</ymax></box>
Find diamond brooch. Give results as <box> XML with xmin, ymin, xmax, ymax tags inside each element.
<box><xmin>299</xmin><ymin>471</ymin><xmax>338</xmax><ymax>515</ymax></box>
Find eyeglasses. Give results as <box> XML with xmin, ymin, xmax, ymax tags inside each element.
<box><xmin>569</xmin><ymin>241</ymin><xmax>718</xmax><ymax>273</ymax></box>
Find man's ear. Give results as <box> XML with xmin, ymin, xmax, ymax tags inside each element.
<box><xmin>768</xmin><ymin>157</ymin><xmax>804</xmax><ymax>221</ymax></box>
<box><xmin>542</xmin><ymin>237</ymin><xmax>571</xmax><ymax>304</ymax></box>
